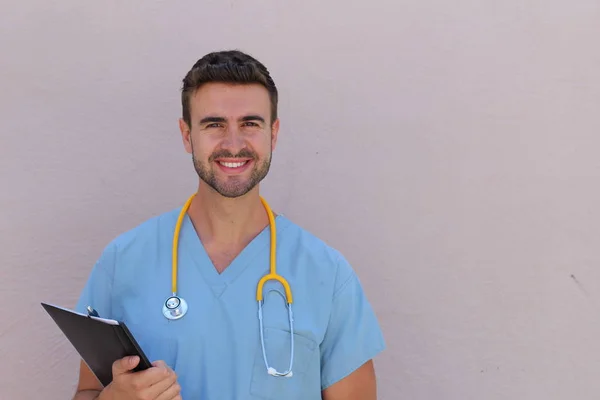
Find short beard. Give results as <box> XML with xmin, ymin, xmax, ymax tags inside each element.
<box><xmin>192</xmin><ymin>145</ymin><xmax>272</xmax><ymax>198</ymax></box>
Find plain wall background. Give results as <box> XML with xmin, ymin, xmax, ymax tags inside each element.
<box><xmin>2</xmin><ymin>0</ymin><xmax>600</xmax><ymax>399</ymax></box>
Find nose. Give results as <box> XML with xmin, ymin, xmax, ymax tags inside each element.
<box><xmin>221</xmin><ymin>125</ymin><xmax>246</xmax><ymax>153</ymax></box>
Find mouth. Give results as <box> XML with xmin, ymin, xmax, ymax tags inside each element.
<box><xmin>218</xmin><ymin>160</ymin><xmax>248</xmax><ymax>168</ymax></box>
<box><xmin>215</xmin><ymin>159</ymin><xmax>253</xmax><ymax>174</ymax></box>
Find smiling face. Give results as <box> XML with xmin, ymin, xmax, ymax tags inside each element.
<box><xmin>179</xmin><ymin>82</ymin><xmax>279</xmax><ymax>198</ymax></box>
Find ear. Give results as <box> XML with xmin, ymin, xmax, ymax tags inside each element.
<box><xmin>270</xmin><ymin>118</ymin><xmax>280</xmax><ymax>151</ymax></box>
<box><xmin>179</xmin><ymin>118</ymin><xmax>193</xmax><ymax>154</ymax></box>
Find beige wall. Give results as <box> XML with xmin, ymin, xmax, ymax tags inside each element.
<box><xmin>2</xmin><ymin>1</ymin><xmax>600</xmax><ymax>399</ymax></box>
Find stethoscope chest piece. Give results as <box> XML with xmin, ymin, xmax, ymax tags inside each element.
<box><xmin>162</xmin><ymin>295</ymin><xmax>188</xmax><ymax>320</ymax></box>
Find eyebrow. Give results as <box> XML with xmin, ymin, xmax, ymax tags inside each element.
<box><xmin>199</xmin><ymin>116</ymin><xmax>226</xmax><ymax>125</ymax></box>
<box><xmin>240</xmin><ymin>115</ymin><xmax>265</xmax><ymax>123</ymax></box>
<box><xmin>199</xmin><ymin>115</ymin><xmax>266</xmax><ymax>124</ymax></box>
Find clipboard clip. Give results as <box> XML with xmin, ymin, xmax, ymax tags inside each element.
<box><xmin>86</xmin><ymin>306</ymin><xmax>100</xmax><ymax>318</ymax></box>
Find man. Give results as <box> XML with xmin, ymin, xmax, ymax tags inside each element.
<box><xmin>72</xmin><ymin>50</ymin><xmax>385</xmax><ymax>400</ymax></box>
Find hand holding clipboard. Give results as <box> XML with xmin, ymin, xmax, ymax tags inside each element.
<box><xmin>41</xmin><ymin>303</ymin><xmax>182</xmax><ymax>399</ymax></box>
<box><xmin>100</xmin><ymin>356</ymin><xmax>181</xmax><ymax>399</ymax></box>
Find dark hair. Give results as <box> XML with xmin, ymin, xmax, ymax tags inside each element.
<box><xmin>181</xmin><ymin>50</ymin><xmax>278</xmax><ymax>127</ymax></box>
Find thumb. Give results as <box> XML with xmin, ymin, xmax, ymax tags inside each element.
<box><xmin>112</xmin><ymin>356</ymin><xmax>140</xmax><ymax>376</ymax></box>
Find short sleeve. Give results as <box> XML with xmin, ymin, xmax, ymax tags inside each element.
<box><xmin>74</xmin><ymin>243</ymin><xmax>116</xmax><ymax>319</ymax></box>
<box><xmin>319</xmin><ymin>255</ymin><xmax>386</xmax><ymax>390</ymax></box>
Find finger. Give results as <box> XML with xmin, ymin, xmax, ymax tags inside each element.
<box><xmin>155</xmin><ymin>380</ymin><xmax>182</xmax><ymax>400</ymax></box>
<box><xmin>130</xmin><ymin>364</ymin><xmax>172</xmax><ymax>389</ymax></box>
<box><xmin>112</xmin><ymin>356</ymin><xmax>140</xmax><ymax>376</ymax></box>
<box><xmin>152</xmin><ymin>360</ymin><xmax>168</xmax><ymax>369</ymax></box>
<box><xmin>140</xmin><ymin>369</ymin><xmax>177</xmax><ymax>399</ymax></box>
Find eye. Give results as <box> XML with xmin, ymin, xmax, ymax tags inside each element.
<box><xmin>206</xmin><ymin>123</ymin><xmax>224</xmax><ymax>128</ymax></box>
<box><xmin>242</xmin><ymin>121</ymin><xmax>259</xmax><ymax>127</ymax></box>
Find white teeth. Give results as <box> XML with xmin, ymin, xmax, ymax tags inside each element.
<box><xmin>220</xmin><ymin>161</ymin><xmax>247</xmax><ymax>168</ymax></box>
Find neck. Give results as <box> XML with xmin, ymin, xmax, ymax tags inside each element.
<box><xmin>187</xmin><ymin>183</ymin><xmax>269</xmax><ymax>246</ymax></box>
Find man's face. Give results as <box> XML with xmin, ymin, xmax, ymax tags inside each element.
<box><xmin>179</xmin><ymin>82</ymin><xmax>279</xmax><ymax>198</ymax></box>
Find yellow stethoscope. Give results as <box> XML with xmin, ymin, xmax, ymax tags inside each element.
<box><xmin>162</xmin><ymin>194</ymin><xmax>295</xmax><ymax>377</ymax></box>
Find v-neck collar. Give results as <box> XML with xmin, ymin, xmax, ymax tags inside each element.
<box><xmin>178</xmin><ymin>212</ymin><xmax>288</xmax><ymax>298</ymax></box>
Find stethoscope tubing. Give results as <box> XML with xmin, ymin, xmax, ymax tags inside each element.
<box><xmin>162</xmin><ymin>194</ymin><xmax>295</xmax><ymax>377</ymax></box>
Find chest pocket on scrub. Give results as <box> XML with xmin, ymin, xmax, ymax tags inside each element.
<box><xmin>249</xmin><ymin>327</ymin><xmax>318</xmax><ymax>400</ymax></box>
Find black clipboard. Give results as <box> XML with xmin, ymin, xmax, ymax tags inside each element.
<box><xmin>41</xmin><ymin>302</ymin><xmax>152</xmax><ymax>387</ymax></box>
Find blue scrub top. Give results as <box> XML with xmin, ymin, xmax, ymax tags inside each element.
<box><xmin>75</xmin><ymin>207</ymin><xmax>385</xmax><ymax>399</ymax></box>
